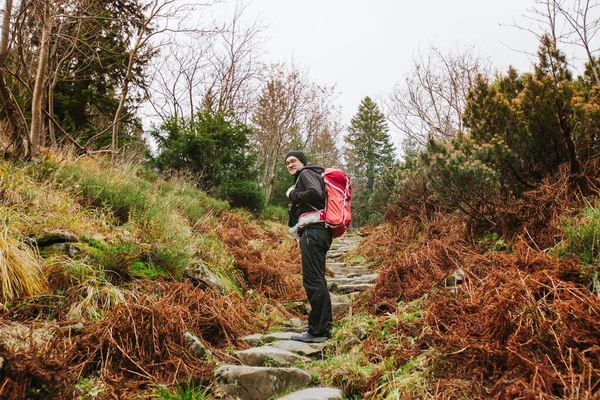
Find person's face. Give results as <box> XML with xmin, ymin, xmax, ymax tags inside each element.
<box><xmin>286</xmin><ymin>156</ymin><xmax>304</xmax><ymax>175</ymax></box>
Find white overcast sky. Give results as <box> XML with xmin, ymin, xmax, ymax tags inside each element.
<box><xmin>205</xmin><ymin>0</ymin><xmax>588</xmax><ymax>149</ymax></box>
<box><xmin>227</xmin><ymin>2</ymin><xmax>535</xmax><ymax>105</ymax></box>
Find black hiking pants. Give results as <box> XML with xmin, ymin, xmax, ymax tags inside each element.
<box><xmin>299</xmin><ymin>226</ymin><xmax>333</xmax><ymax>337</ymax></box>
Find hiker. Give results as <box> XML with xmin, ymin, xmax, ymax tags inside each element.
<box><xmin>285</xmin><ymin>150</ymin><xmax>333</xmax><ymax>343</ymax></box>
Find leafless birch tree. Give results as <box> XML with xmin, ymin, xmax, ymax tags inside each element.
<box><xmin>384</xmin><ymin>46</ymin><xmax>492</xmax><ymax>151</ymax></box>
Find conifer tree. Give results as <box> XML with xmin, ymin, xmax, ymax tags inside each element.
<box><xmin>345</xmin><ymin>96</ymin><xmax>395</xmax><ymax>225</ymax></box>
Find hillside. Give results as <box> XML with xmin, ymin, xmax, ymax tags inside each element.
<box><xmin>0</xmin><ymin>156</ymin><xmax>305</xmax><ymax>398</ymax></box>
<box><xmin>1</xmin><ymin>154</ymin><xmax>600</xmax><ymax>399</ymax></box>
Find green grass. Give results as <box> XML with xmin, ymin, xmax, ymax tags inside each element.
<box><xmin>56</xmin><ymin>163</ymin><xmax>149</xmax><ymax>221</ymax></box>
<box><xmin>260</xmin><ymin>205</ymin><xmax>288</xmax><ymax>223</ymax></box>
<box><xmin>153</xmin><ymin>381</ymin><xmax>211</xmax><ymax>400</ymax></box>
<box><xmin>556</xmin><ymin>205</ymin><xmax>600</xmax><ymax>265</ymax></box>
<box><xmin>554</xmin><ymin>205</ymin><xmax>600</xmax><ymax>293</ymax></box>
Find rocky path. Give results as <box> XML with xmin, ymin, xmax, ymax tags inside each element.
<box><xmin>214</xmin><ymin>234</ymin><xmax>372</xmax><ymax>400</ymax></box>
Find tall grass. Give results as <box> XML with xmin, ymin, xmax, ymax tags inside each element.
<box><xmin>0</xmin><ymin>161</ymin><xmax>102</xmax><ymax>238</ymax></box>
<box><xmin>0</xmin><ymin>219</ymin><xmax>46</xmax><ymax>302</ymax></box>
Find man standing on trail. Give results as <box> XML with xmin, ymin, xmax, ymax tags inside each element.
<box><xmin>285</xmin><ymin>150</ymin><xmax>333</xmax><ymax>343</ymax></box>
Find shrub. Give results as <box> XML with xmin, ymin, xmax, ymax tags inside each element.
<box><xmin>260</xmin><ymin>205</ymin><xmax>288</xmax><ymax>224</ymax></box>
<box><xmin>217</xmin><ymin>178</ymin><xmax>265</xmax><ymax>214</ymax></box>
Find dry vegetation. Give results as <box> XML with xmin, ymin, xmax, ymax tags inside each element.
<box><xmin>349</xmin><ymin>162</ymin><xmax>600</xmax><ymax>399</ymax></box>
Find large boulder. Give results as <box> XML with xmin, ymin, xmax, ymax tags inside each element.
<box><xmin>184</xmin><ymin>332</ymin><xmax>211</xmax><ymax>359</ymax></box>
<box><xmin>183</xmin><ymin>262</ymin><xmax>225</xmax><ymax>292</ymax></box>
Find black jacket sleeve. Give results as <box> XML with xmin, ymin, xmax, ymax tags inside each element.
<box><xmin>289</xmin><ymin>169</ymin><xmax>323</xmax><ymax>206</ymax></box>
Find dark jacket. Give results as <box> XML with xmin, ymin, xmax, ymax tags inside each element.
<box><xmin>288</xmin><ymin>164</ymin><xmax>326</xmax><ymax>229</ymax></box>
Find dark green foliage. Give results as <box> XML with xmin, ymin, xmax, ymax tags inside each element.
<box><xmin>149</xmin><ymin>109</ymin><xmax>264</xmax><ymax>212</ymax></box>
<box><xmin>380</xmin><ymin>134</ymin><xmax>511</xmax><ymax>229</ymax></box>
<box><xmin>370</xmin><ymin>163</ymin><xmax>401</xmax><ymax>217</ymax></box>
<box><xmin>345</xmin><ymin>97</ymin><xmax>396</xmax><ymax>226</ymax></box>
<box><xmin>422</xmin><ymin>135</ymin><xmax>506</xmax><ymax>222</ymax></box>
<box><xmin>270</xmin><ymin>161</ymin><xmax>295</xmax><ymax>208</ymax></box>
<box><xmin>345</xmin><ymin>97</ymin><xmax>395</xmax><ymax>193</ymax></box>
<box><xmin>50</xmin><ymin>0</ymin><xmax>151</xmax><ymax>147</ymax></box>
<box><xmin>463</xmin><ymin>37</ymin><xmax>584</xmax><ymax>190</ymax></box>
<box><xmin>216</xmin><ymin>177</ymin><xmax>265</xmax><ymax>213</ymax></box>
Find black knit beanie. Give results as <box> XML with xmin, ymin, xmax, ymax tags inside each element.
<box><xmin>284</xmin><ymin>150</ymin><xmax>307</xmax><ymax>166</ymax></box>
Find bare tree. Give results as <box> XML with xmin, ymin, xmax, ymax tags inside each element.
<box><xmin>204</xmin><ymin>2</ymin><xmax>264</xmax><ymax>119</ymax></box>
<box><xmin>146</xmin><ymin>42</ymin><xmax>211</xmax><ymax>123</ymax></box>
<box><xmin>146</xmin><ymin>1</ymin><xmax>263</xmax><ymax>126</ymax></box>
<box><xmin>302</xmin><ymin>84</ymin><xmax>342</xmax><ymax>166</ymax></box>
<box><xmin>384</xmin><ymin>46</ymin><xmax>492</xmax><ymax>150</ymax></box>
<box><xmin>251</xmin><ymin>65</ymin><xmax>307</xmax><ymax>204</ymax></box>
<box><xmin>29</xmin><ymin>0</ymin><xmax>50</xmax><ymax>157</ymax></box>
<box><xmin>0</xmin><ymin>0</ymin><xmax>28</xmax><ymax>157</ymax></box>
<box><xmin>555</xmin><ymin>0</ymin><xmax>600</xmax><ymax>86</ymax></box>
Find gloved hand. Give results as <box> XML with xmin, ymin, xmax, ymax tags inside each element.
<box><xmin>286</xmin><ymin>186</ymin><xmax>294</xmax><ymax>198</ymax></box>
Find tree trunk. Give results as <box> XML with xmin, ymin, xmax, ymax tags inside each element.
<box><xmin>29</xmin><ymin>0</ymin><xmax>51</xmax><ymax>158</ymax></box>
<box><xmin>48</xmin><ymin>83</ymin><xmax>56</xmax><ymax>148</ymax></box>
<box><xmin>0</xmin><ymin>0</ymin><xmax>28</xmax><ymax>157</ymax></box>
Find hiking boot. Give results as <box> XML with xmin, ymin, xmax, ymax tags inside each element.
<box><xmin>291</xmin><ymin>332</ymin><xmax>328</xmax><ymax>343</ymax></box>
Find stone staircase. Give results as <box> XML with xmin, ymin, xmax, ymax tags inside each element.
<box><xmin>214</xmin><ymin>234</ymin><xmax>373</xmax><ymax>400</ymax></box>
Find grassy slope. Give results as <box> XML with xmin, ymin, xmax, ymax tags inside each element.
<box><xmin>0</xmin><ymin>156</ymin><xmax>302</xmax><ymax>398</ymax></box>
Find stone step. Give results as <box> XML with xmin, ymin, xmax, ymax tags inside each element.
<box><xmin>283</xmin><ymin>325</ymin><xmax>309</xmax><ymax>334</ymax></box>
<box><xmin>326</xmin><ymin>251</ymin><xmax>344</xmax><ymax>259</ymax></box>
<box><xmin>215</xmin><ymin>365</ymin><xmax>311</xmax><ymax>400</ymax></box>
<box><xmin>326</xmin><ymin>262</ymin><xmax>347</xmax><ymax>269</ymax></box>
<box><xmin>270</xmin><ymin>340</ymin><xmax>329</xmax><ymax>358</ymax></box>
<box><xmin>332</xmin><ymin>302</ymin><xmax>350</xmax><ymax>317</ymax></box>
<box><xmin>329</xmin><ymin>273</ymin><xmax>377</xmax><ymax>284</ymax></box>
<box><xmin>346</xmin><ymin>272</ymin><xmax>377</xmax><ymax>281</ymax></box>
<box><xmin>234</xmin><ymin>346</ymin><xmax>310</xmax><ymax>367</ymax></box>
<box><xmin>241</xmin><ymin>333</ymin><xmax>263</xmax><ymax>347</ymax></box>
<box><xmin>336</xmin><ymin>283</ymin><xmax>374</xmax><ymax>294</ymax></box>
<box><xmin>327</xmin><ymin>278</ymin><xmax>355</xmax><ymax>289</ymax></box>
<box><xmin>330</xmin><ymin>292</ymin><xmax>361</xmax><ymax>302</ymax></box>
<box><xmin>329</xmin><ymin>269</ymin><xmax>373</xmax><ymax>278</ymax></box>
<box><xmin>263</xmin><ymin>331</ymin><xmax>298</xmax><ymax>343</ymax></box>
<box><xmin>276</xmin><ymin>387</ymin><xmax>343</xmax><ymax>400</ymax></box>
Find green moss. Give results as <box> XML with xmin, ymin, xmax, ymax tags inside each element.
<box><xmin>130</xmin><ymin>261</ymin><xmax>170</xmax><ymax>279</ymax></box>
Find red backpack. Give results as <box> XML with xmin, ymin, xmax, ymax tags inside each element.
<box><xmin>322</xmin><ymin>168</ymin><xmax>352</xmax><ymax>237</ymax></box>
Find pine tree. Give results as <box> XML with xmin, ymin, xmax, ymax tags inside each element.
<box><xmin>345</xmin><ymin>96</ymin><xmax>395</xmax><ymax>225</ymax></box>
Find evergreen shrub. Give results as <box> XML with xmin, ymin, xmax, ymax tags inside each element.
<box><xmin>217</xmin><ymin>178</ymin><xmax>265</xmax><ymax>214</ymax></box>
<box><xmin>260</xmin><ymin>205</ymin><xmax>288</xmax><ymax>223</ymax></box>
